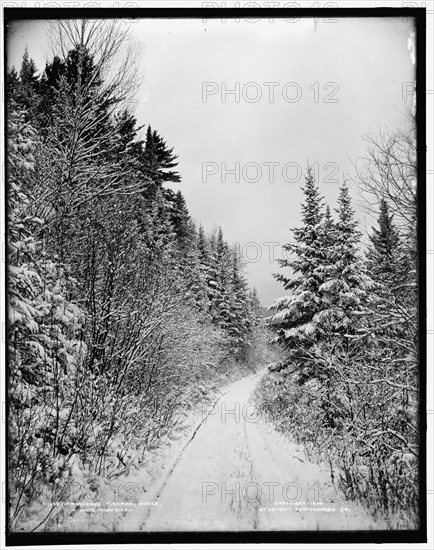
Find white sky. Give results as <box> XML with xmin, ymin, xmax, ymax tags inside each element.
<box><xmin>7</xmin><ymin>16</ymin><xmax>415</xmax><ymax>306</ymax></box>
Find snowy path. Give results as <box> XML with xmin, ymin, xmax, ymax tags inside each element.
<box><xmin>135</xmin><ymin>371</ymin><xmax>383</xmax><ymax>532</ymax></box>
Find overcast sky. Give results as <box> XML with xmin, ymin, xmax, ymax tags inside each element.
<box><xmin>7</xmin><ymin>16</ymin><xmax>415</xmax><ymax>306</ymax></box>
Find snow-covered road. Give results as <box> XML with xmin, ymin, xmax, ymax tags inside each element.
<box><xmin>137</xmin><ymin>371</ymin><xmax>383</xmax><ymax>532</ymax></box>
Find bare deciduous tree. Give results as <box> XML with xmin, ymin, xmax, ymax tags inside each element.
<box><xmin>48</xmin><ymin>19</ymin><xmax>143</xmax><ymax>110</ymax></box>
<box><xmin>351</xmin><ymin>111</ymin><xmax>417</xmax><ymax>230</ymax></box>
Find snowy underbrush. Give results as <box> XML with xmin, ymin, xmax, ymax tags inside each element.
<box><xmin>9</xmin><ymin>347</ymin><xmax>260</xmax><ymax>533</ymax></box>
<box><xmin>254</xmin><ymin>415</ymin><xmax>388</xmax><ymax>530</ymax></box>
<box><xmin>253</xmin><ymin>368</ymin><xmax>419</xmax><ymax>530</ymax></box>
<box><xmin>7</xmin><ymin>209</ymin><xmax>262</xmax><ymax>533</ymax></box>
<box><xmin>8</xmin><ymin>198</ymin><xmax>262</xmax><ymax>533</ymax></box>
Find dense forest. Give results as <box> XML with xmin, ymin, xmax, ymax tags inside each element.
<box><xmin>7</xmin><ymin>19</ymin><xmax>419</xmax><ymax>532</ymax></box>
<box><xmin>7</xmin><ymin>21</ymin><xmax>267</xmax><ymax>530</ymax></box>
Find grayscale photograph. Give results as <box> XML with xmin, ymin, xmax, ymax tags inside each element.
<box><xmin>3</xmin><ymin>5</ymin><xmax>427</xmax><ymax>545</ymax></box>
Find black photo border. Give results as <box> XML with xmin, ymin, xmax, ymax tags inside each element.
<box><xmin>3</xmin><ymin>5</ymin><xmax>427</xmax><ymax>546</ymax></box>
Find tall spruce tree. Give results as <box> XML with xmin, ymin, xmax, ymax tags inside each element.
<box><xmin>153</xmin><ymin>130</ymin><xmax>181</xmax><ymax>184</ymax></box>
<box><xmin>315</xmin><ymin>181</ymin><xmax>371</xmax><ymax>340</ymax></box>
<box><xmin>367</xmin><ymin>198</ymin><xmax>402</xmax><ymax>292</ymax></box>
<box><xmin>179</xmin><ymin>222</ymin><xmax>210</xmax><ymax>312</ymax></box>
<box><xmin>14</xmin><ymin>49</ymin><xmax>40</xmax><ymax>120</ymax></box>
<box><xmin>269</xmin><ymin>168</ymin><xmax>326</xmax><ymax>371</ymax></box>
<box><xmin>142</xmin><ymin>126</ymin><xmax>181</xmax><ymax>186</ymax></box>
<box><xmin>7</xmin><ymin>67</ymin><xmax>19</xmax><ymax>102</ymax></box>
<box><xmin>171</xmin><ymin>191</ymin><xmax>192</xmax><ymax>247</ymax></box>
<box><xmin>142</xmin><ymin>125</ymin><xmax>160</xmax><ymax>184</ymax></box>
<box><xmin>229</xmin><ymin>250</ymin><xmax>251</xmax><ymax>358</ymax></box>
<box><xmin>211</xmin><ymin>228</ymin><xmax>233</xmax><ymax>332</ymax></box>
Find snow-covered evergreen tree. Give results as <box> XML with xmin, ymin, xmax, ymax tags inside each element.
<box><xmin>269</xmin><ymin>168</ymin><xmax>327</xmax><ymax>373</ymax></box>
<box><xmin>314</xmin><ymin>181</ymin><xmax>372</xmax><ymax>340</ymax></box>
<box><xmin>211</xmin><ymin>228</ymin><xmax>234</xmax><ymax>333</ymax></box>
<box><xmin>366</xmin><ymin>197</ymin><xmax>405</xmax><ymax>298</ymax></box>
<box><xmin>15</xmin><ymin>48</ymin><xmax>41</xmax><ymax>119</ymax></box>
<box><xmin>228</xmin><ymin>249</ymin><xmax>252</xmax><ymax>358</ymax></box>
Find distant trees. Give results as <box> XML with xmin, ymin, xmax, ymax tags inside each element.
<box><xmin>259</xmin><ymin>150</ymin><xmax>419</xmax><ymax>527</ymax></box>
<box><xmin>7</xmin><ymin>26</ymin><xmax>267</xmax><ymax>531</ymax></box>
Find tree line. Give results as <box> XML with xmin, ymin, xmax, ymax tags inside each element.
<box><xmin>7</xmin><ymin>21</ymin><xmax>266</xmax><ymax>530</ymax></box>
<box><xmin>255</xmin><ymin>118</ymin><xmax>419</xmax><ymax>528</ymax></box>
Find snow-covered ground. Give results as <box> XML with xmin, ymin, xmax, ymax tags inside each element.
<box><xmin>131</xmin><ymin>371</ymin><xmax>384</xmax><ymax>531</ymax></box>
<box><xmin>44</xmin><ymin>370</ymin><xmax>386</xmax><ymax>532</ymax></box>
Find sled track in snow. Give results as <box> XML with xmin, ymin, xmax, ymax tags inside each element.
<box><xmin>139</xmin><ymin>370</ymin><xmax>264</xmax><ymax>530</ymax></box>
